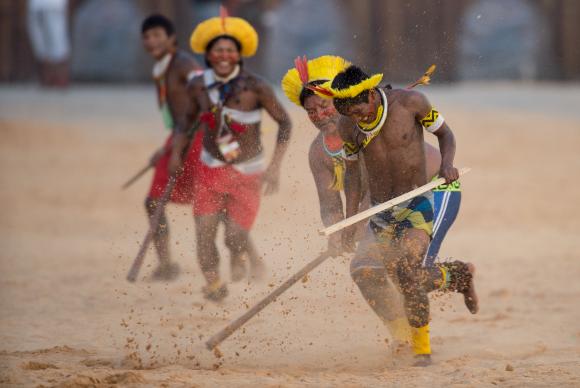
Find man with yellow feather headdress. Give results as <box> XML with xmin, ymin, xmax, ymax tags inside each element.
<box><xmin>281</xmin><ymin>56</ymin><xmax>473</xmax><ymax>362</ymax></box>
<box><xmin>175</xmin><ymin>8</ymin><xmax>291</xmax><ymax>301</ymax></box>
<box><xmin>299</xmin><ymin>59</ymin><xmax>479</xmax><ymax>365</ymax></box>
<box><xmin>281</xmin><ymin>56</ymin><xmax>448</xmax><ymax>256</ymax></box>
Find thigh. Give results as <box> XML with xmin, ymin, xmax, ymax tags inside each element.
<box><xmin>400</xmin><ymin>228</ymin><xmax>431</xmax><ymax>267</ymax></box>
<box><xmin>224</xmin><ymin>215</ymin><xmax>248</xmax><ymax>239</ymax></box>
<box><xmin>432</xmin><ymin>191</ymin><xmax>461</xmax><ymax>243</ymax></box>
<box><xmin>193</xmin><ymin>167</ymin><xmax>226</xmax><ymax>217</ymax></box>
<box><xmin>225</xmin><ymin>172</ymin><xmax>261</xmax><ymax>231</ymax></box>
<box><xmin>351</xmin><ymin>226</ymin><xmax>400</xmax><ymax>275</ymax></box>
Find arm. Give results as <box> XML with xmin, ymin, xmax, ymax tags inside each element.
<box><xmin>167</xmin><ymin>57</ymin><xmax>202</xmax><ymax>176</ymax></box>
<box><xmin>308</xmin><ymin>140</ymin><xmax>344</xmax><ymax>227</ymax></box>
<box><xmin>337</xmin><ymin>116</ymin><xmax>362</xmax><ymax>252</ymax></box>
<box><xmin>409</xmin><ymin>91</ymin><xmax>459</xmax><ymax>183</ymax></box>
<box><xmin>309</xmin><ymin>142</ymin><xmax>346</xmax><ymax>254</ymax></box>
<box><xmin>256</xmin><ymin>78</ymin><xmax>292</xmax><ymax>195</ymax></box>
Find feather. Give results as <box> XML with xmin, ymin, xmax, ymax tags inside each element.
<box><xmin>407</xmin><ymin>64</ymin><xmax>436</xmax><ymax>89</ymax></box>
<box><xmin>220</xmin><ymin>5</ymin><xmax>229</xmax><ymax>31</ymax></box>
<box><xmin>294</xmin><ymin>56</ymin><xmax>309</xmax><ymax>85</ymax></box>
<box><xmin>305</xmin><ymin>83</ymin><xmax>334</xmax><ymax>97</ymax></box>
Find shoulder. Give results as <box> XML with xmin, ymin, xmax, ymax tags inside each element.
<box><xmin>172</xmin><ymin>50</ymin><xmax>202</xmax><ymax>78</ymax></box>
<box><xmin>308</xmin><ymin>133</ymin><xmax>324</xmax><ymax>165</ymax></box>
<box><xmin>392</xmin><ymin>88</ymin><xmax>431</xmax><ymax>112</ymax></box>
<box><xmin>187</xmin><ymin>72</ymin><xmax>206</xmax><ymax>93</ymax></box>
<box><xmin>240</xmin><ymin>70</ymin><xmax>271</xmax><ymax>92</ymax></box>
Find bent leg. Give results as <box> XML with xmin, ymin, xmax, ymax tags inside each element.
<box><xmin>396</xmin><ymin>228</ymin><xmax>434</xmax><ymax>359</ymax></box>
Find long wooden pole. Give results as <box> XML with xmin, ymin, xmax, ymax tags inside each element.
<box><xmin>319</xmin><ymin>167</ymin><xmax>471</xmax><ymax>236</ymax></box>
<box><xmin>204</xmin><ymin>169</ymin><xmax>471</xmax><ymax>350</ymax></box>
<box><xmin>121</xmin><ymin>164</ymin><xmax>153</xmax><ymax>190</ymax></box>
<box><xmin>126</xmin><ymin>122</ymin><xmax>200</xmax><ymax>282</ymax></box>
<box><xmin>205</xmin><ymin>251</ymin><xmax>332</xmax><ymax>350</ymax></box>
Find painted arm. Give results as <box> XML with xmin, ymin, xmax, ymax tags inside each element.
<box><xmin>257</xmin><ymin>78</ymin><xmax>292</xmax><ymax>195</ymax></box>
<box><xmin>410</xmin><ymin>90</ymin><xmax>459</xmax><ymax>183</ymax></box>
<box><xmin>167</xmin><ymin>58</ymin><xmax>202</xmax><ymax>177</ymax></box>
<box><xmin>308</xmin><ymin>141</ymin><xmax>346</xmax><ymax>253</ymax></box>
<box><xmin>338</xmin><ymin>116</ymin><xmax>362</xmax><ymax>252</ymax></box>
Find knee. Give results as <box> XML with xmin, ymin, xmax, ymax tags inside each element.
<box><xmin>144</xmin><ymin>197</ymin><xmax>156</xmax><ymax>215</ymax></box>
<box><xmin>225</xmin><ymin>230</ymin><xmax>247</xmax><ymax>253</ymax></box>
<box><xmin>350</xmin><ymin>265</ymin><xmax>385</xmax><ymax>291</ymax></box>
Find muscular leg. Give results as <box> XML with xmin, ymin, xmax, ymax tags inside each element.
<box><xmin>396</xmin><ymin>229</ymin><xmax>432</xmax><ymax>329</ymax></box>
<box><xmin>145</xmin><ymin>197</ymin><xmax>179</xmax><ymax>280</ymax></box>
<box><xmin>394</xmin><ymin>228</ymin><xmax>435</xmax><ymax>365</ymax></box>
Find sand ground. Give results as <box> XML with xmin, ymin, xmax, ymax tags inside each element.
<box><xmin>1</xmin><ymin>83</ymin><xmax>579</xmax><ymax>387</ymax></box>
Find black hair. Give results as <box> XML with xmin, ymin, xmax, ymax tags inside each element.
<box><xmin>331</xmin><ymin>66</ymin><xmax>371</xmax><ymax>114</ymax></box>
<box><xmin>204</xmin><ymin>35</ymin><xmax>243</xmax><ymax>67</ymax></box>
<box><xmin>299</xmin><ymin>79</ymin><xmax>327</xmax><ymax>106</ymax></box>
<box><xmin>141</xmin><ymin>14</ymin><xmax>175</xmax><ymax>36</ymax></box>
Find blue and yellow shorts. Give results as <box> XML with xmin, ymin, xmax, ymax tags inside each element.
<box><xmin>369</xmin><ymin>194</ymin><xmax>434</xmax><ymax>242</ymax></box>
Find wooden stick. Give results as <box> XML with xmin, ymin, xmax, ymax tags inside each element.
<box><xmin>121</xmin><ymin>164</ymin><xmax>152</xmax><ymax>190</ymax></box>
<box><xmin>126</xmin><ymin>176</ymin><xmax>176</xmax><ymax>282</ymax></box>
<box><xmin>126</xmin><ymin>121</ymin><xmax>201</xmax><ymax>282</ymax></box>
<box><xmin>205</xmin><ymin>251</ymin><xmax>332</xmax><ymax>350</ymax></box>
<box><xmin>320</xmin><ymin>167</ymin><xmax>471</xmax><ymax>236</ymax></box>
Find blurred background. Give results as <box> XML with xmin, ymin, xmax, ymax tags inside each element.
<box><xmin>1</xmin><ymin>0</ymin><xmax>579</xmax><ymax>86</ymax></box>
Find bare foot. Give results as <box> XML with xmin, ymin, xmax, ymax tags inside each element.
<box><xmin>463</xmin><ymin>262</ymin><xmax>479</xmax><ymax>314</ymax></box>
<box><xmin>202</xmin><ymin>282</ymin><xmax>228</xmax><ymax>302</ymax></box>
<box><xmin>230</xmin><ymin>257</ymin><xmax>247</xmax><ymax>282</ymax></box>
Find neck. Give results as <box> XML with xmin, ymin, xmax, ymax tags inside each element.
<box><xmin>152</xmin><ymin>51</ymin><xmax>174</xmax><ymax>79</ymax></box>
<box><xmin>367</xmin><ymin>91</ymin><xmax>382</xmax><ymax>123</ymax></box>
<box><xmin>212</xmin><ymin>65</ymin><xmax>240</xmax><ymax>83</ymax></box>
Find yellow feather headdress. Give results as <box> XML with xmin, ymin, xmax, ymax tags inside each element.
<box><xmin>190</xmin><ymin>6</ymin><xmax>258</xmax><ymax>57</ymax></box>
<box><xmin>310</xmin><ymin>63</ymin><xmax>437</xmax><ymax>99</ymax></box>
<box><xmin>281</xmin><ymin>55</ymin><xmax>351</xmax><ymax>106</ymax></box>
<box><xmin>310</xmin><ymin>73</ymin><xmax>383</xmax><ymax>100</ymax></box>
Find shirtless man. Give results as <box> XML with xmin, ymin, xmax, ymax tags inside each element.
<box><xmin>282</xmin><ymin>56</ymin><xmax>445</xmax><ymax>256</ymax></box>
<box><xmin>141</xmin><ymin>14</ymin><xmax>203</xmax><ymax>280</ymax></box>
<box><xmin>311</xmin><ymin>63</ymin><xmax>478</xmax><ymax>365</ymax></box>
<box><xmin>173</xmin><ymin>11</ymin><xmax>292</xmax><ymax>301</ymax></box>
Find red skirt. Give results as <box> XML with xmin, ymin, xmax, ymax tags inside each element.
<box><xmin>148</xmin><ymin>131</ymin><xmax>203</xmax><ymax>204</ymax></box>
<box><xmin>193</xmin><ymin>161</ymin><xmax>262</xmax><ymax>230</ymax></box>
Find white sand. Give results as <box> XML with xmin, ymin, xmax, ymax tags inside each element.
<box><xmin>1</xmin><ymin>83</ymin><xmax>579</xmax><ymax>387</ymax></box>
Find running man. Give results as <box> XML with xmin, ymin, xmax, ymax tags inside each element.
<box><xmin>141</xmin><ymin>14</ymin><xmax>203</xmax><ymax>280</ymax></box>
<box><xmin>175</xmin><ymin>9</ymin><xmax>292</xmax><ymax>301</ymax></box>
<box><xmin>309</xmin><ymin>61</ymin><xmax>478</xmax><ymax>365</ymax></box>
<box><xmin>281</xmin><ymin>56</ymin><xmax>448</xmax><ymax>258</ymax></box>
